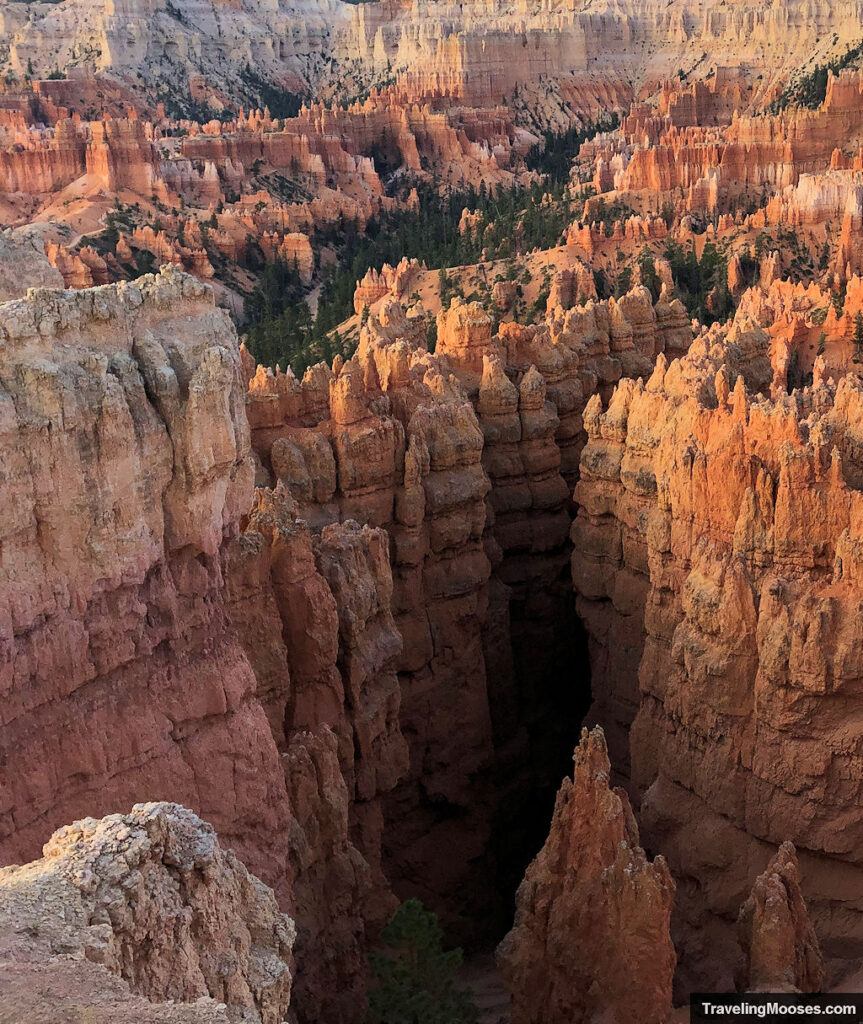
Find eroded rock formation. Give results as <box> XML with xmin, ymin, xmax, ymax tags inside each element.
<box><xmin>244</xmin><ymin>287</ymin><xmax>693</xmax><ymax>936</ymax></box>
<box><xmin>228</xmin><ymin>486</ymin><xmax>409</xmax><ymax>1021</ymax></box>
<box><xmin>497</xmin><ymin>726</ymin><xmax>676</xmax><ymax>1024</ymax></box>
<box><xmin>0</xmin><ymin>266</ymin><xmax>408</xmax><ymax>1024</ymax></box>
<box><xmin>9</xmin><ymin>0</ymin><xmax>863</xmax><ymax>1016</ymax></box>
<box><xmin>737</xmin><ymin>841</ymin><xmax>824</xmax><ymax>994</ymax></box>
<box><xmin>0</xmin><ymin>226</ymin><xmax>63</xmax><ymax>298</ymax></box>
<box><xmin>0</xmin><ymin>802</ymin><xmax>295</xmax><ymax>1023</ymax></box>
<box><xmin>571</xmin><ymin>311</ymin><xmax>863</xmax><ymax>992</ymax></box>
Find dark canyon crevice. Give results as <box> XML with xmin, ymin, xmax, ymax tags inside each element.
<box><xmin>240</xmin><ymin>285</ymin><xmax>688</xmax><ymax>969</ymax></box>
<box><xmin>0</xmin><ymin>265</ymin><xmax>698</xmax><ymax>1024</ymax></box>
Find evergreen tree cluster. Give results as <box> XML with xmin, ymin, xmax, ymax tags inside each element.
<box><xmin>242</xmin><ymin>119</ymin><xmax>653</xmax><ymax>375</ymax></box>
<box><xmin>243</xmin><ymin>151</ymin><xmax>607</xmax><ymax>374</ymax></box>
<box><xmin>526</xmin><ymin>113</ymin><xmax>619</xmax><ymax>185</ymax></box>
<box><xmin>239</xmin><ymin>64</ymin><xmax>307</xmax><ymax>119</ymax></box>
<box><xmin>663</xmin><ymin>238</ymin><xmax>734</xmax><ymax>324</ymax></box>
<box><xmin>769</xmin><ymin>40</ymin><xmax>863</xmax><ymax>112</ymax></box>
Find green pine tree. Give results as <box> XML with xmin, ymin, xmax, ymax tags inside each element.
<box><xmin>365</xmin><ymin>900</ymin><xmax>479</xmax><ymax>1024</ymax></box>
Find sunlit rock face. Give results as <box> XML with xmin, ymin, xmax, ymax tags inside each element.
<box><xmin>572</xmin><ymin>314</ymin><xmax>863</xmax><ymax>992</ymax></box>
<box><xmin>0</xmin><ymin>267</ymin><xmax>411</xmax><ymax>1024</ymax></box>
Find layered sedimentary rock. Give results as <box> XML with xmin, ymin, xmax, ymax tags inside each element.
<box><xmin>497</xmin><ymin>726</ymin><xmax>676</xmax><ymax>1024</ymax></box>
<box><xmin>244</xmin><ymin>287</ymin><xmax>691</xmax><ymax>935</ymax></box>
<box><xmin>737</xmin><ymin>841</ymin><xmax>824</xmax><ymax>994</ymax></box>
<box><xmin>337</xmin><ymin>0</ymin><xmax>863</xmax><ymax>117</ymax></box>
<box><xmin>47</xmin><ymin>242</ymin><xmax>112</xmax><ymax>288</ymax></box>
<box><xmin>738</xmin><ymin>276</ymin><xmax>863</xmax><ymax>389</ymax></box>
<box><xmin>228</xmin><ymin>486</ymin><xmax>409</xmax><ymax>1021</ymax></box>
<box><xmin>0</xmin><ymin>115</ymin><xmax>162</xmax><ymax>195</ymax></box>
<box><xmin>9</xmin><ymin>0</ymin><xmax>863</xmax><ymax>134</ymax></box>
<box><xmin>0</xmin><ymin>117</ymin><xmax>87</xmax><ymax>192</ymax></box>
<box><xmin>0</xmin><ymin>86</ymin><xmax>533</xmax><ymax>315</ymax></box>
<box><xmin>571</xmin><ymin>315</ymin><xmax>863</xmax><ymax>991</ymax></box>
<box><xmin>246</xmin><ymin>302</ymin><xmax>499</xmax><ymax>934</ymax></box>
<box><xmin>0</xmin><ymin>266</ymin><xmax>407</xmax><ymax>1024</ymax></box>
<box><xmin>86</xmin><ymin>116</ymin><xmax>161</xmax><ymax>193</ymax></box>
<box><xmin>354</xmin><ymin>257</ymin><xmax>424</xmax><ymax>314</ymax></box>
<box><xmin>0</xmin><ymin>267</ymin><xmax>277</xmax><ymax>875</ymax></box>
<box><xmin>0</xmin><ymin>802</ymin><xmax>295</xmax><ymax>1024</ymax></box>
<box><xmin>0</xmin><ymin>257</ymin><xmax>707</xmax><ymax>1015</ymax></box>
<box><xmin>3</xmin><ymin>0</ymin><xmax>339</xmax><ymax>100</ymax></box>
<box><xmin>571</xmin><ymin>315</ymin><xmax>772</xmax><ymax>775</ymax></box>
<box><xmin>579</xmin><ymin>67</ymin><xmax>863</xmax><ymax>267</ymax></box>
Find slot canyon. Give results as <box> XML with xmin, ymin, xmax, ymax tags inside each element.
<box><xmin>3</xmin><ymin>1</ymin><xmax>863</xmax><ymax>1021</ymax></box>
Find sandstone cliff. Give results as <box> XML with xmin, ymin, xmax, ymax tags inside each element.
<box><xmin>247</xmin><ymin>302</ymin><xmax>500</xmax><ymax>934</ymax></box>
<box><xmin>0</xmin><ymin>266</ymin><xmax>407</xmax><ymax>1024</ymax></box>
<box><xmin>571</xmin><ymin>314</ymin><xmax>863</xmax><ymax>991</ymax></box>
<box><xmin>244</xmin><ymin>287</ymin><xmax>692</xmax><ymax>937</ymax></box>
<box><xmin>228</xmin><ymin>487</ymin><xmax>409</xmax><ymax>1021</ymax></box>
<box><xmin>8</xmin><ymin>0</ymin><xmax>863</xmax><ymax>128</ymax></box>
<box><xmin>0</xmin><ymin>267</ymin><xmax>268</xmax><ymax>872</ymax></box>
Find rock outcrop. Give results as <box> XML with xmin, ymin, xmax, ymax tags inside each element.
<box><xmin>0</xmin><ymin>802</ymin><xmax>295</xmax><ymax>1024</ymax></box>
<box><xmin>737</xmin><ymin>841</ymin><xmax>824</xmax><ymax>994</ymax></box>
<box><xmin>12</xmin><ymin>0</ymin><xmax>863</xmax><ymax>1015</ymax></box>
<box><xmin>0</xmin><ymin>266</ymin><xmax>407</xmax><ymax>1024</ymax></box>
<box><xmin>571</xmin><ymin>314</ymin><xmax>863</xmax><ymax>991</ymax></box>
<box><xmin>229</xmin><ymin>487</ymin><xmax>409</xmax><ymax>1022</ymax></box>
<box><xmin>497</xmin><ymin>726</ymin><xmax>676</xmax><ymax>1024</ymax></box>
<box><xmin>244</xmin><ymin>288</ymin><xmax>692</xmax><ymax>937</ymax></box>
<box><xmin>247</xmin><ymin>304</ymin><xmax>500</xmax><ymax>936</ymax></box>
<box><xmin>0</xmin><ymin>226</ymin><xmax>63</xmax><ymax>298</ymax></box>
<box><xmin>0</xmin><ymin>267</ymin><xmax>271</xmax><ymax>874</ymax></box>
<box><xmin>9</xmin><ymin>0</ymin><xmax>863</xmax><ymax>121</ymax></box>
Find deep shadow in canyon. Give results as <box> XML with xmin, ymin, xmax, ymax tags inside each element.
<box><xmin>493</xmin><ymin>573</ymin><xmax>593</xmax><ymax>930</ymax></box>
<box><xmin>382</xmin><ymin>553</ymin><xmax>593</xmax><ymax>951</ymax></box>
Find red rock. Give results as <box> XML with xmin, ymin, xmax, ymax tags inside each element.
<box><xmin>0</xmin><ymin>266</ymin><xmax>413</xmax><ymax>1023</ymax></box>
<box><xmin>498</xmin><ymin>726</ymin><xmax>676</xmax><ymax>1024</ymax></box>
<box><xmin>86</xmin><ymin>116</ymin><xmax>160</xmax><ymax>193</ymax></box>
<box><xmin>571</xmin><ymin>314</ymin><xmax>863</xmax><ymax>991</ymax></box>
<box><xmin>436</xmin><ymin>297</ymin><xmax>497</xmax><ymax>378</ymax></box>
<box><xmin>737</xmin><ymin>841</ymin><xmax>824</xmax><ymax>994</ymax></box>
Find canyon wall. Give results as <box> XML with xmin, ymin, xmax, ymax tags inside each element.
<box><xmin>245</xmin><ymin>302</ymin><xmax>502</xmax><ymax>934</ymax></box>
<box><xmin>0</xmin><ymin>266</ymin><xmax>408</xmax><ymax>1024</ymax></box>
<box><xmin>244</xmin><ymin>285</ymin><xmax>692</xmax><ymax>933</ymax></box>
<box><xmin>571</xmin><ymin>315</ymin><xmax>863</xmax><ymax>991</ymax></box>
<box><xmin>0</xmin><ymin>267</ymin><xmax>274</xmax><ymax>874</ymax></box>
<box><xmin>2</xmin><ymin>0</ymin><xmax>339</xmax><ymax>98</ymax></box>
<box><xmin>8</xmin><ymin>0</ymin><xmax>863</xmax><ymax>121</ymax></box>
<box><xmin>12</xmin><ymin>244</ymin><xmax>854</xmax><ymax>1016</ymax></box>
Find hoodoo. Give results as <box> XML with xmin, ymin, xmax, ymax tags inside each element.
<box><xmin>498</xmin><ymin>726</ymin><xmax>676</xmax><ymax>1024</ymax></box>
<box><xmin>3</xmin><ymin>1</ymin><xmax>863</xmax><ymax>1020</ymax></box>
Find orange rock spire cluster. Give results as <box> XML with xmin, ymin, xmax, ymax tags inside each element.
<box><xmin>6</xmin><ymin>2</ymin><xmax>863</xmax><ymax>1021</ymax></box>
